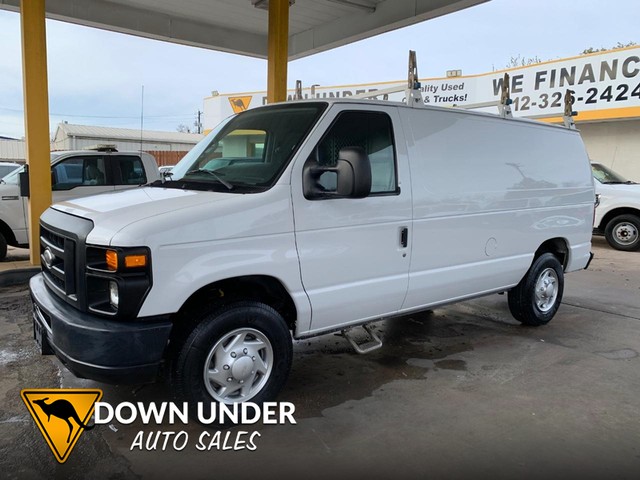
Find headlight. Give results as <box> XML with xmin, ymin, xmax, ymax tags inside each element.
<box><xmin>86</xmin><ymin>246</ymin><xmax>152</xmax><ymax>318</ymax></box>
<box><xmin>109</xmin><ymin>281</ymin><xmax>119</xmax><ymax>309</ymax></box>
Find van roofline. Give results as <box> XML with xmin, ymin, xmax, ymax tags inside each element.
<box><xmin>253</xmin><ymin>99</ymin><xmax>576</xmax><ymax>132</ymax></box>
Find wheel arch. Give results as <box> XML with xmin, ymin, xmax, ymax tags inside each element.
<box><xmin>598</xmin><ymin>207</ymin><xmax>640</xmax><ymax>230</ymax></box>
<box><xmin>0</xmin><ymin>218</ymin><xmax>18</xmax><ymax>247</ymax></box>
<box><xmin>534</xmin><ymin>237</ymin><xmax>569</xmax><ymax>270</ymax></box>
<box><xmin>174</xmin><ymin>274</ymin><xmax>298</xmax><ymax>333</ymax></box>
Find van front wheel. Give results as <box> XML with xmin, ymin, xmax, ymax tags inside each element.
<box><xmin>173</xmin><ymin>301</ymin><xmax>292</xmax><ymax>409</ymax></box>
<box><xmin>508</xmin><ymin>253</ymin><xmax>564</xmax><ymax>326</ymax></box>
<box><xmin>604</xmin><ymin>214</ymin><xmax>640</xmax><ymax>251</ymax></box>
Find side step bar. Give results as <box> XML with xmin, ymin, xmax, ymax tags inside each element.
<box><xmin>341</xmin><ymin>324</ymin><xmax>383</xmax><ymax>354</ymax></box>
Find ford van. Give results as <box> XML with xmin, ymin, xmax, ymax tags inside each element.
<box><xmin>29</xmin><ymin>99</ymin><xmax>595</xmax><ymax>407</ymax></box>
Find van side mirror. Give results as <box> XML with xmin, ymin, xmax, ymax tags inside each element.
<box><xmin>303</xmin><ymin>146</ymin><xmax>372</xmax><ymax>199</ymax></box>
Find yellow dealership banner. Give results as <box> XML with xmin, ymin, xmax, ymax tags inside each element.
<box><xmin>204</xmin><ymin>46</ymin><xmax>640</xmax><ymax>128</ymax></box>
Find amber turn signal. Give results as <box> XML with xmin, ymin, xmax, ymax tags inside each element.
<box><xmin>124</xmin><ymin>254</ymin><xmax>147</xmax><ymax>268</ymax></box>
<box><xmin>105</xmin><ymin>250</ymin><xmax>118</xmax><ymax>271</ymax></box>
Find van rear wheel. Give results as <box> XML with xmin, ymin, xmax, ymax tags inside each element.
<box><xmin>508</xmin><ymin>253</ymin><xmax>564</xmax><ymax>326</ymax></box>
<box><xmin>173</xmin><ymin>301</ymin><xmax>292</xmax><ymax>410</ymax></box>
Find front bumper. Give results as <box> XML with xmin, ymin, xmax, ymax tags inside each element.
<box><xmin>30</xmin><ymin>273</ymin><xmax>172</xmax><ymax>384</ymax></box>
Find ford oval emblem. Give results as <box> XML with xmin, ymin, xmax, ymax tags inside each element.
<box><xmin>43</xmin><ymin>248</ymin><xmax>55</xmax><ymax>269</ymax></box>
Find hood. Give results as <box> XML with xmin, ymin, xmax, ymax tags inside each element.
<box><xmin>50</xmin><ymin>184</ymin><xmax>293</xmax><ymax>247</ymax></box>
<box><xmin>53</xmin><ymin>186</ymin><xmax>233</xmax><ymax>218</ymax></box>
<box><xmin>596</xmin><ymin>182</ymin><xmax>640</xmax><ymax>194</ymax></box>
<box><xmin>52</xmin><ymin>186</ymin><xmax>235</xmax><ymax>240</ymax></box>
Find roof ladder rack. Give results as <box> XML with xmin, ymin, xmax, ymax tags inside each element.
<box><xmin>295</xmin><ymin>80</ymin><xmax>303</xmax><ymax>100</ymax></box>
<box><xmin>405</xmin><ymin>50</ymin><xmax>423</xmax><ymax>107</ymax></box>
<box><xmin>497</xmin><ymin>73</ymin><xmax>513</xmax><ymax>118</ymax></box>
<box><xmin>459</xmin><ymin>72</ymin><xmax>513</xmax><ymax>118</ymax></box>
<box><xmin>563</xmin><ymin>89</ymin><xmax>578</xmax><ymax>129</ymax></box>
<box><xmin>351</xmin><ymin>50</ymin><xmax>424</xmax><ymax>107</ymax></box>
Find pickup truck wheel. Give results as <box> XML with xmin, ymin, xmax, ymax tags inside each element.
<box><xmin>508</xmin><ymin>253</ymin><xmax>564</xmax><ymax>326</ymax></box>
<box><xmin>604</xmin><ymin>214</ymin><xmax>640</xmax><ymax>251</ymax></box>
<box><xmin>0</xmin><ymin>233</ymin><xmax>6</xmax><ymax>261</ymax></box>
<box><xmin>173</xmin><ymin>301</ymin><xmax>292</xmax><ymax>409</ymax></box>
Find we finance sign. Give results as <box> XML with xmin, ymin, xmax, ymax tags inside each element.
<box><xmin>419</xmin><ymin>46</ymin><xmax>640</xmax><ymax>120</ymax></box>
<box><xmin>204</xmin><ymin>47</ymin><xmax>640</xmax><ymax>129</ymax></box>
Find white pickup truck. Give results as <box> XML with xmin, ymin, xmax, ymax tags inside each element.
<box><xmin>29</xmin><ymin>98</ymin><xmax>594</xmax><ymax>408</ymax></box>
<box><xmin>0</xmin><ymin>148</ymin><xmax>159</xmax><ymax>261</ymax></box>
<box><xmin>591</xmin><ymin>163</ymin><xmax>640</xmax><ymax>251</ymax></box>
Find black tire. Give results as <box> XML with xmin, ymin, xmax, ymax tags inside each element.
<box><xmin>0</xmin><ymin>232</ymin><xmax>6</xmax><ymax>262</ymax></box>
<box><xmin>172</xmin><ymin>301</ymin><xmax>292</xmax><ymax>415</ymax></box>
<box><xmin>604</xmin><ymin>214</ymin><xmax>640</xmax><ymax>251</ymax></box>
<box><xmin>508</xmin><ymin>253</ymin><xmax>564</xmax><ymax>326</ymax></box>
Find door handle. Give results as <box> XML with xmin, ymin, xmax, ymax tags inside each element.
<box><xmin>400</xmin><ymin>227</ymin><xmax>408</xmax><ymax>248</ymax></box>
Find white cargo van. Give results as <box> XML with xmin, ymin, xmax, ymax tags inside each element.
<box><xmin>29</xmin><ymin>98</ymin><xmax>594</xmax><ymax>407</ymax></box>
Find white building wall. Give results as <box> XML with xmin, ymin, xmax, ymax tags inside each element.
<box><xmin>51</xmin><ymin>137</ymin><xmax>196</xmax><ymax>152</ymax></box>
<box><xmin>580</xmin><ymin>120</ymin><xmax>640</xmax><ymax>181</ymax></box>
<box><xmin>0</xmin><ymin>139</ymin><xmax>26</xmax><ymax>162</ymax></box>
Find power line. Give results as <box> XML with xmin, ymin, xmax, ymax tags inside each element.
<box><xmin>0</xmin><ymin>105</ymin><xmax>194</xmax><ymax>119</ymax></box>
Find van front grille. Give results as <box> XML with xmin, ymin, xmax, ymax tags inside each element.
<box><xmin>40</xmin><ymin>225</ymin><xmax>77</xmax><ymax>301</ymax></box>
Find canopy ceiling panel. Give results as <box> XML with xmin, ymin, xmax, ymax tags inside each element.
<box><xmin>0</xmin><ymin>0</ymin><xmax>488</xmax><ymax>59</ymax></box>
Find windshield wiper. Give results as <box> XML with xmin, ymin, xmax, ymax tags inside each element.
<box><xmin>183</xmin><ymin>169</ymin><xmax>234</xmax><ymax>190</ymax></box>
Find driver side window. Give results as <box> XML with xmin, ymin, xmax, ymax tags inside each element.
<box><xmin>52</xmin><ymin>157</ymin><xmax>106</xmax><ymax>190</ymax></box>
<box><xmin>316</xmin><ymin>111</ymin><xmax>398</xmax><ymax>194</ymax></box>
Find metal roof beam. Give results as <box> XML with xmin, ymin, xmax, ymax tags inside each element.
<box><xmin>0</xmin><ymin>0</ymin><xmax>488</xmax><ymax>60</ymax></box>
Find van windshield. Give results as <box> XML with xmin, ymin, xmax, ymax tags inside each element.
<box><xmin>165</xmin><ymin>103</ymin><xmax>327</xmax><ymax>193</ymax></box>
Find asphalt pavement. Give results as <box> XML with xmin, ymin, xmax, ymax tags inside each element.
<box><xmin>1</xmin><ymin>237</ymin><xmax>639</xmax><ymax>479</ymax></box>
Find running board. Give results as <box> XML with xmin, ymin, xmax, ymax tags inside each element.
<box><xmin>341</xmin><ymin>324</ymin><xmax>383</xmax><ymax>354</ymax></box>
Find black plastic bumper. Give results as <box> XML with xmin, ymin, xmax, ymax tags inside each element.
<box><xmin>29</xmin><ymin>273</ymin><xmax>172</xmax><ymax>384</ymax></box>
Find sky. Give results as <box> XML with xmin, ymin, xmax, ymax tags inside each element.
<box><xmin>0</xmin><ymin>0</ymin><xmax>638</xmax><ymax>138</ymax></box>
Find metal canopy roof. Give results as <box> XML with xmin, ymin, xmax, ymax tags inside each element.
<box><xmin>0</xmin><ymin>0</ymin><xmax>488</xmax><ymax>59</ymax></box>
<box><xmin>54</xmin><ymin>123</ymin><xmax>203</xmax><ymax>143</ymax></box>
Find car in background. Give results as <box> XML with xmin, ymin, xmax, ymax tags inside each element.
<box><xmin>159</xmin><ymin>165</ymin><xmax>174</xmax><ymax>175</ymax></box>
<box><xmin>0</xmin><ymin>162</ymin><xmax>21</xmax><ymax>179</ymax></box>
<box><xmin>591</xmin><ymin>162</ymin><xmax>640</xmax><ymax>251</ymax></box>
<box><xmin>0</xmin><ymin>148</ymin><xmax>160</xmax><ymax>261</ymax></box>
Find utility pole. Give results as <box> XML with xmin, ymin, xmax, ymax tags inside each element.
<box><xmin>194</xmin><ymin>110</ymin><xmax>202</xmax><ymax>134</ymax></box>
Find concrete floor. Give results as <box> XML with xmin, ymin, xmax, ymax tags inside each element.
<box><xmin>1</xmin><ymin>237</ymin><xmax>639</xmax><ymax>479</ymax></box>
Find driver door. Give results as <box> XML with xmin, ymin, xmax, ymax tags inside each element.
<box><xmin>291</xmin><ymin>105</ymin><xmax>413</xmax><ymax>334</ymax></box>
<box><xmin>52</xmin><ymin>155</ymin><xmax>114</xmax><ymax>202</ymax></box>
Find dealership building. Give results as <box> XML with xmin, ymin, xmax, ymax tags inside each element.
<box><xmin>204</xmin><ymin>46</ymin><xmax>640</xmax><ymax>180</ymax></box>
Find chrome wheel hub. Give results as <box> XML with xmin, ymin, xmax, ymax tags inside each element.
<box><xmin>535</xmin><ymin>268</ymin><xmax>558</xmax><ymax>313</ymax></box>
<box><xmin>614</xmin><ymin>222</ymin><xmax>638</xmax><ymax>245</ymax></box>
<box><xmin>203</xmin><ymin>328</ymin><xmax>273</xmax><ymax>403</ymax></box>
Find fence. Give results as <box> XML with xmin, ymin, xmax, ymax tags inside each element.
<box><xmin>147</xmin><ymin>150</ymin><xmax>188</xmax><ymax>167</ymax></box>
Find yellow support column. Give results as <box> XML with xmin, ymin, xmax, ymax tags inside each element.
<box><xmin>20</xmin><ymin>0</ymin><xmax>52</xmax><ymax>265</ymax></box>
<box><xmin>267</xmin><ymin>0</ymin><xmax>289</xmax><ymax>104</ymax></box>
